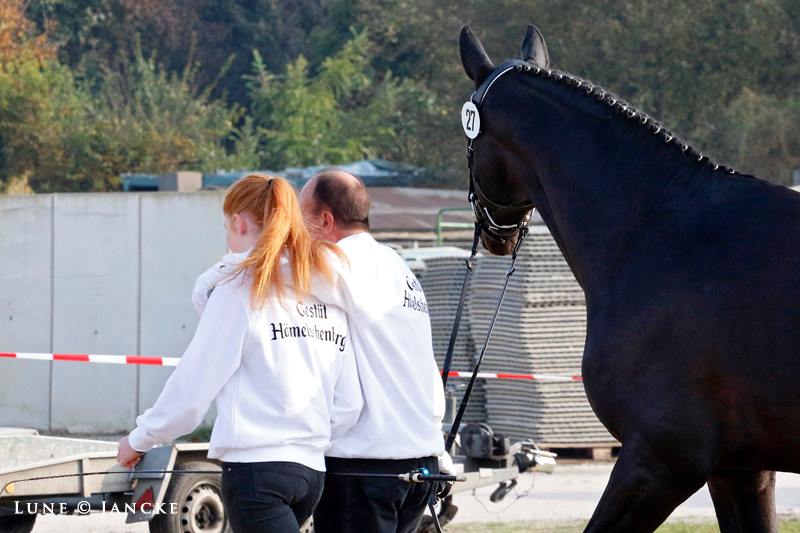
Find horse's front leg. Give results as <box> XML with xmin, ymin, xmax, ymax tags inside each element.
<box><xmin>583</xmin><ymin>443</ymin><xmax>709</xmax><ymax>533</ymax></box>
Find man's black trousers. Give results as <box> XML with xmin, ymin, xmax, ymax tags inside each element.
<box><xmin>313</xmin><ymin>456</ymin><xmax>438</xmax><ymax>533</ymax></box>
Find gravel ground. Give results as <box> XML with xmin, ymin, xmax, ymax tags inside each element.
<box><xmin>26</xmin><ymin>462</ymin><xmax>800</xmax><ymax>532</ymax></box>
<box><xmin>449</xmin><ymin>463</ymin><xmax>800</xmax><ymax>525</ymax></box>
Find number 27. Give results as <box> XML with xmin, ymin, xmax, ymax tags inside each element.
<box><xmin>465</xmin><ymin>109</ymin><xmax>476</xmax><ymax>130</ymax></box>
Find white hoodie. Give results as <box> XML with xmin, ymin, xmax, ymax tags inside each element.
<box><xmin>184</xmin><ymin>234</ymin><xmax>446</xmax><ymax>461</ymax></box>
<box><xmin>305</xmin><ymin>233</ymin><xmax>446</xmax><ymax>460</ymax></box>
<box><xmin>128</xmin><ymin>256</ymin><xmax>362</xmax><ymax>471</ymax></box>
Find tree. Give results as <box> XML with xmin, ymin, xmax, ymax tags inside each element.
<box><xmin>10</xmin><ymin>0</ymin><xmax>800</xmax><ymax>188</ymax></box>
<box><xmin>0</xmin><ymin>0</ymin><xmax>60</xmax><ymax>192</ymax></box>
<box><xmin>0</xmin><ymin>0</ymin><xmax>54</xmax><ymax>63</ymax></box>
<box><xmin>0</xmin><ymin>11</ymin><xmax>256</xmax><ymax>192</ymax></box>
<box><xmin>246</xmin><ymin>30</ymin><xmax>441</xmax><ymax>171</ymax></box>
<box><xmin>354</xmin><ymin>0</ymin><xmax>800</xmax><ymax>185</ymax></box>
<box><xmin>715</xmin><ymin>90</ymin><xmax>800</xmax><ymax>183</ymax></box>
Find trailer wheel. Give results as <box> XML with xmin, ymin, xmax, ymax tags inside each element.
<box><xmin>149</xmin><ymin>461</ymin><xmax>231</xmax><ymax>533</ymax></box>
<box><xmin>0</xmin><ymin>513</ymin><xmax>36</xmax><ymax>533</ymax></box>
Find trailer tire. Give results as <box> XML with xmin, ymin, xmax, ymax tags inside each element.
<box><xmin>0</xmin><ymin>513</ymin><xmax>36</xmax><ymax>533</ymax></box>
<box><xmin>149</xmin><ymin>461</ymin><xmax>231</xmax><ymax>533</ymax></box>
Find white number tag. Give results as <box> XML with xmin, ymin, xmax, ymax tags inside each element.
<box><xmin>461</xmin><ymin>101</ymin><xmax>481</xmax><ymax>139</ymax></box>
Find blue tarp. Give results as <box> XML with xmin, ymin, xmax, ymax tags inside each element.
<box><xmin>120</xmin><ymin>173</ymin><xmax>159</xmax><ymax>192</ymax></box>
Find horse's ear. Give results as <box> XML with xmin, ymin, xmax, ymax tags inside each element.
<box><xmin>520</xmin><ymin>24</ymin><xmax>550</xmax><ymax>68</ymax></box>
<box><xmin>460</xmin><ymin>26</ymin><xmax>494</xmax><ymax>87</ymax></box>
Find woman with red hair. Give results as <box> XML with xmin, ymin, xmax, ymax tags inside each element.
<box><xmin>117</xmin><ymin>175</ymin><xmax>362</xmax><ymax>532</ymax></box>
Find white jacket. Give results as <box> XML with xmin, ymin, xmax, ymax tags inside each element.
<box><xmin>307</xmin><ymin>233</ymin><xmax>446</xmax><ymax>460</ymax></box>
<box><xmin>128</xmin><ymin>259</ymin><xmax>362</xmax><ymax>472</ymax></box>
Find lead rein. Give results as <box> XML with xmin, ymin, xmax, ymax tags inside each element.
<box><xmin>440</xmin><ymin>223</ymin><xmax>482</xmax><ymax>391</ymax></box>
<box><xmin>0</xmin><ymin>470</ymin><xmax>223</xmax><ymax>499</ymax></box>
<box><xmin>327</xmin><ymin>469</ymin><xmax>464</xmax><ymax>483</ymax></box>
<box><xmin>0</xmin><ymin>467</ymin><xmax>464</xmax><ymax>499</ymax></box>
<box><xmin>444</xmin><ymin>224</ymin><xmax>529</xmax><ymax>454</ymax></box>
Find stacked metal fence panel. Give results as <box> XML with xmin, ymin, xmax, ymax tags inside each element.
<box><xmin>401</xmin><ymin>248</ymin><xmax>487</xmax><ymax>424</ymax></box>
<box><xmin>404</xmin><ymin>226</ymin><xmax>616</xmax><ymax>446</ymax></box>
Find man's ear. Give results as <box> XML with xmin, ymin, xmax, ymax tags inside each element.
<box><xmin>460</xmin><ymin>25</ymin><xmax>494</xmax><ymax>87</ymax></box>
<box><xmin>321</xmin><ymin>210</ymin><xmax>335</xmax><ymax>231</ymax></box>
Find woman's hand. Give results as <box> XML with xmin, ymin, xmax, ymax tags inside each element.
<box><xmin>117</xmin><ymin>436</ymin><xmax>144</xmax><ymax>468</ymax></box>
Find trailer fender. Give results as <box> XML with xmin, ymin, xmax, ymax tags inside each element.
<box><xmin>125</xmin><ymin>446</ymin><xmax>177</xmax><ymax>524</ymax></box>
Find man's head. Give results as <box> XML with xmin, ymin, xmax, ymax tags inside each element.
<box><xmin>299</xmin><ymin>170</ymin><xmax>371</xmax><ymax>242</ymax></box>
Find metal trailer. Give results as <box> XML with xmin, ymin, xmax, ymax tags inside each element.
<box><xmin>421</xmin><ymin>435</ymin><xmax>556</xmax><ymax>532</ymax></box>
<box><xmin>0</xmin><ymin>427</ymin><xmax>556</xmax><ymax>533</ymax></box>
<box><xmin>0</xmin><ymin>428</ymin><xmax>229</xmax><ymax>533</ymax></box>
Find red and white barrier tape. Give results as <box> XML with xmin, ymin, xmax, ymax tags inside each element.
<box><xmin>0</xmin><ymin>352</ymin><xmax>582</xmax><ymax>382</ymax></box>
<box><xmin>0</xmin><ymin>352</ymin><xmax>180</xmax><ymax>366</ymax></box>
<box><xmin>444</xmin><ymin>370</ymin><xmax>582</xmax><ymax>382</ymax></box>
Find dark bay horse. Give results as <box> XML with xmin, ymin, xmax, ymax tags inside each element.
<box><xmin>459</xmin><ymin>24</ymin><xmax>800</xmax><ymax>533</ymax></box>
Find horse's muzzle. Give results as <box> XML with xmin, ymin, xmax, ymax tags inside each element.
<box><xmin>480</xmin><ymin>231</ymin><xmax>519</xmax><ymax>256</ymax></box>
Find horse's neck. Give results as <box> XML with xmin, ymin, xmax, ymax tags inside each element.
<box><xmin>531</xmin><ymin>131</ymin><xmax>702</xmax><ymax>301</ymax></box>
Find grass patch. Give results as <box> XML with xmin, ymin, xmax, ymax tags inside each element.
<box><xmin>448</xmin><ymin>518</ymin><xmax>800</xmax><ymax>532</ymax></box>
<box><xmin>448</xmin><ymin>522</ymin><xmax>582</xmax><ymax>533</ymax></box>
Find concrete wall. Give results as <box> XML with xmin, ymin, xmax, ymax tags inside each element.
<box><xmin>0</xmin><ymin>192</ymin><xmax>226</xmax><ymax>434</ymax></box>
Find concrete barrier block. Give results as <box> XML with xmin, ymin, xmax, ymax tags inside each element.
<box><xmin>0</xmin><ymin>196</ymin><xmax>53</xmax><ymax>429</ymax></box>
<box><xmin>138</xmin><ymin>192</ymin><xmax>225</xmax><ymax>430</ymax></box>
<box><xmin>50</xmin><ymin>194</ymin><xmax>140</xmax><ymax>433</ymax></box>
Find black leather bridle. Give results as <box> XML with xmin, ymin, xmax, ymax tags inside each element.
<box><xmin>465</xmin><ymin>59</ymin><xmax>535</xmax><ymax>243</ymax></box>
<box><xmin>439</xmin><ymin>58</ymin><xmax>539</xmax><ymax>464</ymax></box>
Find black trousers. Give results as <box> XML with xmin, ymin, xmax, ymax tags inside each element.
<box><xmin>313</xmin><ymin>456</ymin><xmax>438</xmax><ymax>533</ymax></box>
<box><xmin>220</xmin><ymin>460</ymin><xmax>324</xmax><ymax>533</ymax></box>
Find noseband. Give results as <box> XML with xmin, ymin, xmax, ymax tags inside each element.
<box><xmin>463</xmin><ymin>59</ymin><xmax>535</xmax><ymax>243</ymax></box>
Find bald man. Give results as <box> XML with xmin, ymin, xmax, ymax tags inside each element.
<box><xmin>299</xmin><ymin>171</ymin><xmax>445</xmax><ymax>533</ymax></box>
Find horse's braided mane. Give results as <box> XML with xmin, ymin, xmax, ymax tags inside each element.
<box><xmin>514</xmin><ymin>63</ymin><xmax>737</xmax><ymax>175</ymax></box>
